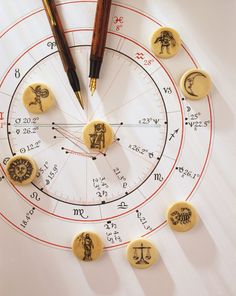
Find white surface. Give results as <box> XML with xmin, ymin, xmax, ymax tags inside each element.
<box><xmin>0</xmin><ymin>0</ymin><xmax>236</xmax><ymax>295</ymax></box>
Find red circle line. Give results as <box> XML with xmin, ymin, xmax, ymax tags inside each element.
<box><xmin>1</xmin><ymin>29</ymin><xmax>184</xmax><ymax>222</ymax></box>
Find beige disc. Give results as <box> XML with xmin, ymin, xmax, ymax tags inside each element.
<box><xmin>5</xmin><ymin>154</ymin><xmax>38</xmax><ymax>186</ymax></box>
<box><xmin>151</xmin><ymin>27</ymin><xmax>181</xmax><ymax>59</ymax></box>
<box><xmin>166</xmin><ymin>201</ymin><xmax>198</xmax><ymax>232</ymax></box>
<box><xmin>22</xmin><ymin>83</ymin><xmax>55</xmax><ymax>114</ymax></box>
<box><xmin>72</xmin><ymin>231</ymin><xmax>104</xmax><ymax>262</ymax></box>
<box><xmin>126</xmin><ymin>238</ymin><xmax>159</xmax><ymax>269</ymax></box>
<box><xmin>180</xmin><ymin>69</ymin><xmax>212</xmax><ymax>100</ymax></box>
<box><xmin>83</xmin><ymin>120</ymin><xmax>114</xmax><ymax>151</ymax></box>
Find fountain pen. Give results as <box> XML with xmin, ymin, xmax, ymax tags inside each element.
<box><xmin>42</xmin><ymin>0</ymin><xmax>84</xmax><ymax>109</ymax></box>
<box><xmin>89</xmin><ymin>0</ymin><xmax>112</xmax><ymax>96</ymax></box>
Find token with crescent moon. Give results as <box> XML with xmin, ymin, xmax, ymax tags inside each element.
<box><xmin>180</xmin><ymin>69</ymin><xmax>212</xmax><ymax>100</ymax></box>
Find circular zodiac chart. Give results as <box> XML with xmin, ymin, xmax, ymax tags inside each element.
<box><xmin>0</xmin><ymin>1</ymin><xmax>212</xmax><ymax>249</ymax></box>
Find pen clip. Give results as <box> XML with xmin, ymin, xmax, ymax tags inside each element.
<box><xmin>43</xmin><ymin>0</ymin><xmax>57</xmax><ymax>26</ymax></box>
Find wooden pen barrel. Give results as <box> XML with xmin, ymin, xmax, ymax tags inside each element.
<box><xmin>42</xmin><ymin>0</ymin><xmax>76</xmax><ymax>72</ymax></box>
<box><xmin>90</xmin><ymin>0</ymin><xmax>112</xmax><ymax>59</ymax></box>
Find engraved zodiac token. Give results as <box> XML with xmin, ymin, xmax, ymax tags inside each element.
<box><xmin>180</xmin><ymin>69</ymin><xmax>212</xmax><ymax>100</ymax></box>
<box><xmin>22</xmin><ymin>83</ymin><xmax>55</xmax><ymax>113</ymax></box>
<box><xmin>72</xmin><ymin>231</ymin><xmax>104</xmax><ymax>262</ymax></box>
<box><xmin>5</xmin><ymin>155</ymin><xmax>38</xmax><ymax>186</ymax></box>
<box><xmin>83</xmin><ymin>120</ymin><xmax>114</xmax><ymax>151</ymax></box>
<box><xmin>150</xmin><ymin>27</ymin><xmax>181</xmax><ymax>59</ymax></box>
<box><xmin>126</xmin><ymin>238</ymin><xmax>159</xmax><ymax>269</ymax></box>
<box><xmin>166</xmin><ymin>201</ymin><xmax>198</xmax><ymax>232</ymax></box>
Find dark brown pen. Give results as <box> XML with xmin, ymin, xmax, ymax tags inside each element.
<box><xmin>89</xmin><ymin>0</ymin><xmax>112</xmax><ymax>96</ymax></box>
<box><xmin>42</xmin><ymin>0</ymin><xmax>84</xmax><ymax>109</ymax></box>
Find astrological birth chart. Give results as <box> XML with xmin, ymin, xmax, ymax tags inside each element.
<box><xmin>0</xmin><ymin>1</ymin><xmax>212</xmax><ymax>249</ymax></box>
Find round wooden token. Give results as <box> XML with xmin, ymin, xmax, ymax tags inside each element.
<box><xmin>126</xmin><ymin>238</ymin><xmax>159</xmax><ymax>269</ymax></box>
<box><xmin>83</xmin><ymin>120</ymin><xmax>114</xmax><ymax>151</ymax></box>
<box><xmin>6</xmin><ymin>155</ymin><xmax>38</xmax><ymax>186</ymax></box>
<box><xmin>180</xmin><ymin>69</ymin><xmax>212</xmax><ymax>100</ymax></box>
<box><xmin>22</xmin><ymin>83</ymin><xmax>55</xmax><ymax>113</ymax></box>
<box><xmin>166</xmin><ymin>201</ymin><xmax>198</xmax><ymax>232</ymax></box>
<box><xmin>151</xmin><ymin>27</ymin><xmax>181</xmax><ymax>59</ymax></box>
<box><xmin>72</xmin><ymin>231</ymin><xmax>104</xmax><ymax>262</ymax></box>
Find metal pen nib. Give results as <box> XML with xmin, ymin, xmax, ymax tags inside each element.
<box><xmin>90</xmin><ymin>78</ymin><xmax>97</xmax><ymax>96</ymax></box>
<box><xmin>75</xmin><ymin>91</ymin><xmax>84</xmax><ymax>109</ymax></box>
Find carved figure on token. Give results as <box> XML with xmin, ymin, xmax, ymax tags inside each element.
<box><xmin>8</xmin><ymin>158</ymin><xmax>33</xmax><ymax>183</ymax></box>
<box><xmin>6</xmin><ymin>155</ymin><xmax>37</xmax><ymax>185</ymax></box>
<box><xmin>154</xmin><ymin>30</ymin><xmax>176</xmax><ymax>55</ymax></box>
<box><xmin>184</xmin><ymin>72</ymin><xmax>207</xmax><ymax>97</ymax></box>
<box><xmin>72</xmin><ymin>231</ymin><xmax>103</xmax><ymax>261</ymax></box>
<box><xmin>29</xmin><ymin>85</ymin><xmax>49</xmax><ymax>112</ymax></box>
<box><xmin>127</xmin><ymin>239</ymin><xmax>158</xmax><ymax>269</ymax></box>
<box><xmin>89</xmin><ymin>123</ymin><xmax>106</xmax><ymax>150</ymax></box>
<box><xmin>170</xmin><ymin>207</ymin><xmax>192</xmax><ymax>226</ymax></box>
<box><xmin>78</xmin><ymin>233</ymin><xmax>94</xmax><ymax>261</ymax></box>
<box><xmin>166</xmin><ymin>201</ymin><xmax>198</xmax><ymax>232</ymax></box>
<box><xmin>180</xmin><ymin>69</ymin><xmax>212</xmax><ymax>100</ymax></box>
<box><xmin>133</xmin><ymin>243</ymin><xmax>152</xmax><ymax>265</ymax></box>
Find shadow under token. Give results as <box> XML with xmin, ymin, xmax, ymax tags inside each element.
<box><xmin>174</xmin><ymin>217</ymin><xmax>217</xmax><ymax>268</ymax></box>
<box><xmin>80</xmin><ymin>250</ymin><xmax>120</xmax><ymax>295</ymax></box>
<box><xmin>133</xmin><ymin>256</ymin><xmax>175</xmax><ymax>296</ymax></box>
